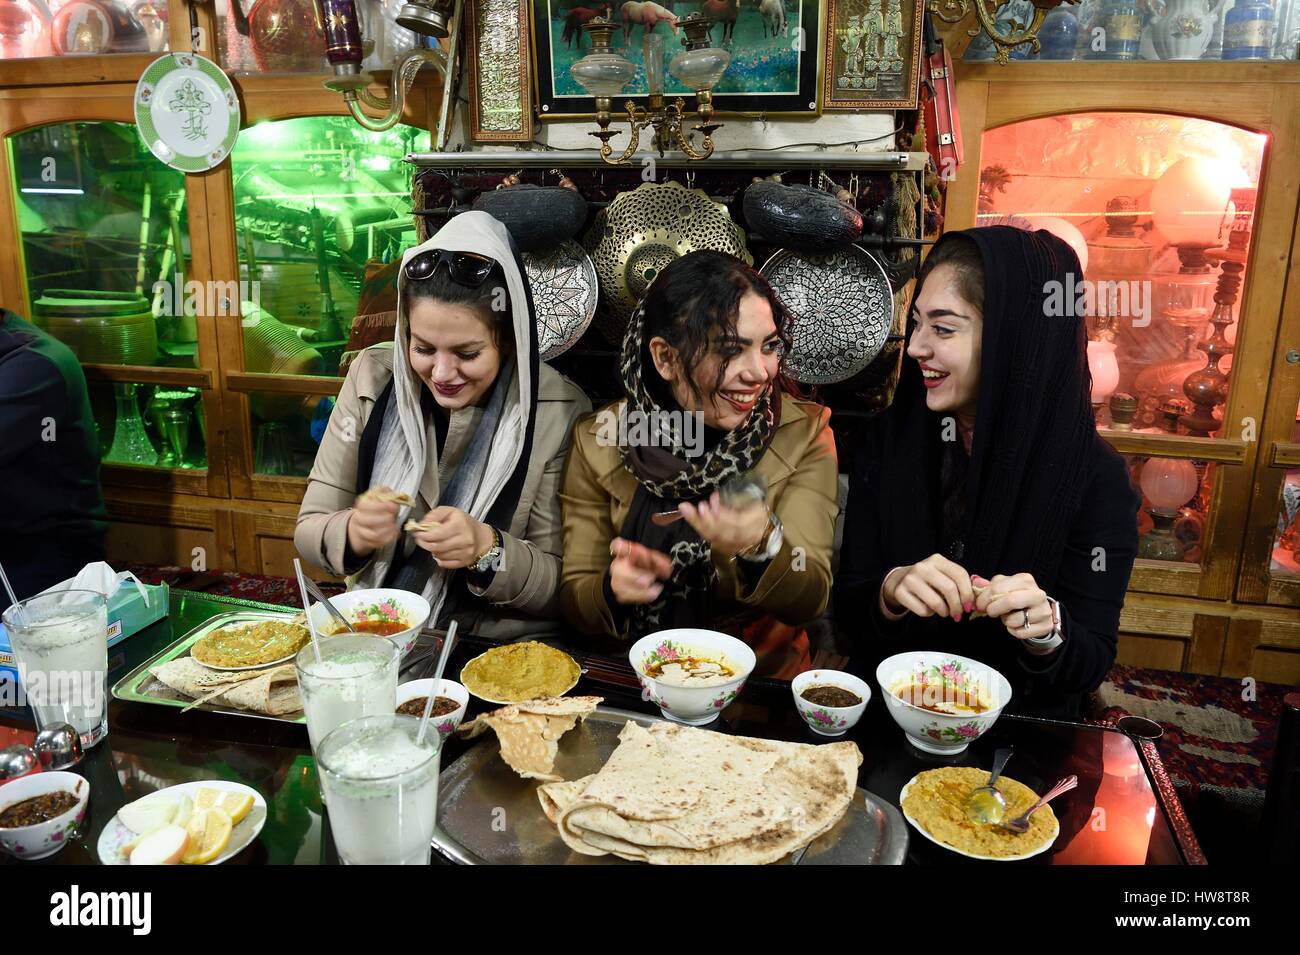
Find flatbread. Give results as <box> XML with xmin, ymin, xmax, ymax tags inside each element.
<box><xmin>537</xmin><ymin>722</ymin><xmax>862</xmax><ymax>865</ymax></box>
<box><xmin>363</xmin><ymin>487</ymin><xmax>416</xmax><ymax>506</ymax></box>
<box><xmin>150</xmin><ymin>656</ymin><xmax>302</xmax><ymax>716</ymax></box>
<box><xmin>459</xmin><ymin>696</ymin><xmax>602</xmax><ymax>781</ymax></box>
<box><xmin>969</xmin><ymin>583</ymin><xmax>988</xmax><ymax>619</ymax></box>
<box><xmin>403</xmin><ymin>519</ymin><xmax>441</xmax><ymax>533</ymax></box>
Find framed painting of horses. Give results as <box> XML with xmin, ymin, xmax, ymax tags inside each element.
<box><xmin>821</xmin><ymin>0</ymin><xmax>923</xmax><ymax>109</ymax></box>
<box><xmin>466</xmin><ymin>0</ymin><xmax>535</xmax><ymax>141</ymax></box>
<box><xmin>531</xmin><ymin>0</ymin><xmax>823</xmax><ymax>119</ymax></box>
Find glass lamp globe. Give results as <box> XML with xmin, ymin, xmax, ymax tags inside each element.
<box><xmin>1151</xmin><ymin>157</ymin><xmax>1248</xmax><ymax>248</ymax></box>
<box><xmin>1139</xmin><ymin>456</ymin><xmax>1199</xmax><ymax>515</ymax></box>
<box><xmin>669</xmin><ymin>44</ymin><xmax>731</xmax><ymax>92</ymax></box>
<box><xmin>1087</xmin><ymin>339</ymin><xmax>1120</xmax><ymax>406</ymax></box>
<box><xmin>571</xmin><ymin>48</ymin><xmax>635</xmax><ymax>98</ymax></box>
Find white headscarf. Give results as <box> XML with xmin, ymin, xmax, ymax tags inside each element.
<box><xmin>356</xmin><ymin>212</ymin><xmax>538</xmax><ymax>626</ymax></box>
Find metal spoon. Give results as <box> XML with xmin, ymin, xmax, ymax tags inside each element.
<box><xmin>965</xmin><ymin>746</ymin><xmax>1013</xmax><ymax>825</ymax></box>
<box><xmin>0</xmin><ymin>744</ymin><xmax>39</xmax><ymax>781</ymax></box>
<box><xmin>997</xmin><ymin>774</ymin><xmax>1079</xmax><ymax>834</ymax></box>
<box><xmin>651</xmin><ymin>471</ymin><xmax>769</xmax><ymax>526</ymax></box>
<box><xmin>298</xmin><ymin>575</ymin><xmax>357</xmax><ymax>635</ymax></box>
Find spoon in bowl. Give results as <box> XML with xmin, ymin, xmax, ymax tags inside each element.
<box><xmin>997</xmin><ymin>774</ymin><xmax>1079</xmax><ymax>834</ymax></box>
<box><xmin>965</xmin><ymin>746</ymin><xmax>1013</xmax><ymax>825</ymax></box>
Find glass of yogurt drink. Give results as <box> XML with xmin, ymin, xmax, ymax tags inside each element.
<box><xmin>317</xmin><ymin>715</ymin><xmax>442</xmax><ymax>865</ymax></box>
<box><xmin>3</xmin><ymin>589</ymin><xmax>109</xmax><ymax>749</ymax></box>
<box><xmin>295</xmin><ymin>634</ymin><xmax>400</xmax><ymax>754</ymax></box>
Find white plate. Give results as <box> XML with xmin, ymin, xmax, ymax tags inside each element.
<box><xmin>190</xmin><ymin>613</ymin><xmax>305</xmax><ymax>671</ymax></box>
<box><xmin>899</xmin><ymin>774</ymin><xmax>1059</xmax><ymax>862</ymax></box>
<box><xmin>458</xmin><ymin>647</ymin><xmax>581</xmax><ymax>705</ymax></box>
<box><xmin>134</xmin><ymin>53</ymin><xmax>241</xmax><ymax>173</ymax></box>
<box><xmin>98</xmin><ymin>781</ymin><xmax>267</xmax><ymax>866</ymax></box>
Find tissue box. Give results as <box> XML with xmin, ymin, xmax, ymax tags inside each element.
<box><xmin>0</xmin><ymin>582</ymin><xmax>169</xmax><ymax>687</ymax></box>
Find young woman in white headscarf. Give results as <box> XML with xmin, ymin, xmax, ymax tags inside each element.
<box><xmin>295</xmin><ymin>211</ymin><xmax>591</xmax><ymax>638</ymax></box>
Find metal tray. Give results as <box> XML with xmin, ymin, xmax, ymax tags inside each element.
<box><xmin>111</xmin><ymin>610</ymin><xmax>307</xmax><ymax>724</ymax></box>
<box><xmin>431</xmin><ymin>706</ymin><xmax>909</xmax><ymax>865</ymax></box>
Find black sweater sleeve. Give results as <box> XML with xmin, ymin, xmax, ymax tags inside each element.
<box><xmin>833</xmin><ymin>434</ymin><xmax>908</xmax><ymax>637</ymax></box>
<box><xmin>1018</xmin><ymin>445</ymin><xmax>1140</xmax><ymax>695</ymax></box>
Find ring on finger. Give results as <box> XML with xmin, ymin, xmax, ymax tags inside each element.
<box><xmin>1020</xmin><ymin>609</ymin><xmax>1031</xmax><ymax>630</ymax></box>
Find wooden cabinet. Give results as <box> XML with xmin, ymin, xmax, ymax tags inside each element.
<box><xmin>0</xmin><ymin>0</ymin><xmax>443</xmax><ymax>582</ymax></box>
<box><xmin>947</xmin><ymin>59</ymin><xmax>1300</xmax><ymax>680</ymax></box>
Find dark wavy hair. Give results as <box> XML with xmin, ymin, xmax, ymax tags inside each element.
<box><xmin>405</xmin><ymin>257</ymin><xmax>515</xmax><ymax>362</ymax></box>
<box><xmin>639</xmin><ymin>250</ymin><xmax>795</xmax><ymax>409</ymax></box>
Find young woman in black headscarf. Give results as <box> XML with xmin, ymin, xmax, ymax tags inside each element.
<box><xmin>835</xmin><ymin>225</ymin><xmax>1140</xmax><ymax>718</ymax></box>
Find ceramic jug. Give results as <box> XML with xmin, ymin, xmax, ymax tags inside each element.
<box><xmin>1151</xmin><ymin>0</ymin><xmax>1224</xmax><ymax>59</ymax></box>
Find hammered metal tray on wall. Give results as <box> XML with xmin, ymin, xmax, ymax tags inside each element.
<box><xmin>583</xmin><ymin>181</ymin><xmax>752</xmax><ymax>344</ymax></box>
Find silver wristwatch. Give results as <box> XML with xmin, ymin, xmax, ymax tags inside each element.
<box><xmin>738</xmin><ymin>512</ymin><xmax>784</xmax><ymax>562</ymax></box>
<box><xmin>472</xmin><ymin>527</ymin><xmax>503</xmax><ymax>574</ymax></box>
<box><xmin>1025</xmin><ymin>597</ymin><xmax>1064</xmax><ymax>651</ymax></box>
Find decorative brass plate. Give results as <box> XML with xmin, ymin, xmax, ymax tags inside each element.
<box><xmin>523</xmin><ymin>240</ymin><xmax>598</xmax><ymax>361</ymax></box>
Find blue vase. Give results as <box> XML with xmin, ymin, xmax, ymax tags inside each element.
<box><xmin>1223</xmin><ymin>0</ymin><xmax>1276</xmax><ymax>58</ymax></box>
<box><xmin>1040</xmin><ymin>7</ymin><xmax>1080</xmax><ymax>59</ymax></box>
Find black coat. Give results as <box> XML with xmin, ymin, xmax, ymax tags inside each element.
<box><xmin>835</xmin><ymin>432</ymin><xmax>1139</xmax><ymax>719</ymax></box>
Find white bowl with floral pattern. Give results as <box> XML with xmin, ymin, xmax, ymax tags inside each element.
<box><xmin>0</xmin><ymin>771</ymin><xmax>90</xmax><ymax>860</ymax></box>
<box><xmin>791</xmin><ymin>669</ymin><xmax>871</xmax><ymax>737</ymax></box>
<box><xmin>308</xmin><ymin>588</ymin><xmax>431</xmax><ymax>659</ymax></box>
<box><xmin>876</xmin><ymin>651</ymin><xmax>1012</xmax><ymax>755</ymax></box>
<box><xmin>395</xmin><ymin>678</ymin><xmax>469</xmax><ymax>740</ymax></box>
<box><xmin>630</xmin><ymin>629</ymin><xmax>756</xmax><ymax>726</ymax></box>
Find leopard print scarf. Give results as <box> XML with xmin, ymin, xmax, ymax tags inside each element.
<box><xmin>616</xmin><ymin>300</ymin><xmax>781</xmax><ymax>637</ymax></box>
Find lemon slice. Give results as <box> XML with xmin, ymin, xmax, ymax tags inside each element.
<box><xmin>194</xmin><ymin>787</ymin><xmax>221</xmax><ymax>811</ymax></box>
<box><xmin>216</xmin><ymin>792</ymin><xmax>253</xmax><ymax>826</ymax></box>
<box><xmin>182</xmin><ymin>807</ymin><xmax>233</xmax><ymax>865</ymax></box>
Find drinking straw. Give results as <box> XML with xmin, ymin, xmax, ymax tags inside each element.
<box><xmin>0</xmin><ymin>561</ymin><xmax>28</xmax><ymax>627</ymax></box>
<box><xmin>416</xmin><ymin>620</ymin><xmax>458</xmax><ymax>746</ymax></box>
<box><xmin>292</xmin><ymin>559</ymin><xmax>323</xmax><ymax>664</ymax></box>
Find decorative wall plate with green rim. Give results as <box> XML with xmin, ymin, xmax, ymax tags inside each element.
<box><xmin>135</xmin><ymin>53</ymin><xmax>241</xmax><ymax>173</ymax></box>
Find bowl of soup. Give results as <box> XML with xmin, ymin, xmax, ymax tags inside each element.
<box><xmin>791</xmin><ymin>669</ymin><xmax>871</xmax><ymax>737</ymax></box>
<box><xmin>875</xmin><ymin>651</ymin><xmax>1012</xmax><ymax>755</ymax></box>
<box><xmin>0</xmin><ymin>771</ymin><xmax>89</xmax><ymax>860</ymax></box>
<box><xmin>395</xmin><ymin>678</ymin><xmax>469</xmax><ymax>740</ymax></box>
<box><xmin>630</xmin><ymin>629</ymin><xmax>756</xmax><ymax>726</ymax></box>
<box><xmin>308</xmin><ymin>588</ymin><xmax>431</xmax><ymax>658</ymax></box>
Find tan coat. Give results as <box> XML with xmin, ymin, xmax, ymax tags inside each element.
<box><xmin>558</xmin><ymin>395</ymin><xmax>839</xmax><ymax>679</ymax></box>
<box><xmin>295</xmin><ymin>344</ymin><xmax>591</xmax><ymax>640</ymax></box>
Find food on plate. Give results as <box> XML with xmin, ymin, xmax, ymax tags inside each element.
<box><xmin>118</xmin><ymin>792</ymin><xmax>193</xmax><ymax>836</ymax></box>
<box><xmin>129</xmin><ymin>825</ymin><xmax>190</xmax><ymax>865</ymax></box>
<box><xmin>0</xmin><ymin>790</ymin><xmax>79</xmax><ymax>828</ymax></box>
<box><xmin>800</xmin><ymin>684</ymin><xmax>863</xmax><ymax>708</ymax></box>
<box><xmin>333</xmin><ymin>619</ymin><xmax>408</xmax><ymax>637</ymax></box>
<box><xmin>644</xmin><ymin>654</ymin><xmax>737</xmax><ymax>687</ymax></box>
<box><xmin>182</xmin><ymin>806</ymin><xmax>234</xmax><ymax>865</ymax></box>
<box><xmin>150</xmin><ymin>657</ymin><xmax>302</xmax><ymax>715</ymax></box>
<box><xmin>460</xmin><ymin>641</ymin><xmax>581</xmax><ymax>702</ymax></box>
<box><xmin>902</xmin><ymin>766</ymin><xmax>1056</xmax><ymax>858</ymax></box>
<box><xmin>403</xmin><ymin>519</ymin><xmax>441</xmax><ymax>533</ymax></box>
<box><xmin>364</xmin><ymin>487</ymin><xmax>416</xmax><ymax>506</ymax></box>
<box><xmin>536</xmin><ymin>721</ymin><xmax>862</xmax><ymax>864</ymax></box>
<box><xmin>459</xmin><ymin>696</ymin><xmax>603</xmax><ymax>781</ymax></box>
<box><xmin>194</xmin><ymin>787</ymin><xmax>253</xmax><ymax>826</ymax></box>
<box><xmin>191</xmin><ymin>619</ymin><xmax>311</xmax><ymax>669</ymax></box>
<box><xmin>893</xmin><ymin>681</ymin><xmax>989</xmax><ymax>715</ymax></box>
<box><xmin>396</xmin><ymin>695</ymin><xmax>460</xmax><ymax>718</ymax></box>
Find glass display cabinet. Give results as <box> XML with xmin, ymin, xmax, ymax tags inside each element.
<box><xmin>946</xmin><ymin>52</ymin><xmax>1300</xmax><ymax>682</ymax></box>
<box><xmin>0</xmin><ymin>2</ymin><xmax>444</xmax><ymax>577</ymax></box>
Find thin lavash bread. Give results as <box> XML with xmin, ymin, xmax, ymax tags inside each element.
<box><xmin>537</xmin><ymin>722</ymin><xmax>862</xmax><ymax>864</ymax></box>
<box><xmin>150</xmin><ymin>656</ymin><xmax>302</xmax><ymax>716</ymax></box>
<box><xmin>458</xmin><ymin>696</ymin><xmax>602</xmax><ymax>781</ymax></box>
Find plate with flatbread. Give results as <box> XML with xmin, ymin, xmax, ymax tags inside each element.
<box><xmin>900</xmin><ymin>766</ymin><xmax>1059</xmax><ymax>861</ymax></box>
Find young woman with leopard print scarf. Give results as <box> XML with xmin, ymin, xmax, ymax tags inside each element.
<box><xmin>558</xmin><ymin>251</ymin><xmax>839</xmax><ymax>679</ymax></box>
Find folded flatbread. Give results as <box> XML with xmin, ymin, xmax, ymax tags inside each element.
<box><xmin>150</xmin><ymin>656</ymin><xmax>302</xmax><ymax>716</ymax></box>
<box><xmin>364</xmin><ymin>487</ymin><xmax>416</xmax><ymax>507</ymax></box>
<box><xmin>460</xmin><ymin>696</ymin><xmax>602</xmax><ymax>781</ymax></box>
<box><xmin>969</xmin><ymin>583</ymin><xmax>988</xmax><ymax>620</ymax></box>
<box><xmin>537</xmin><ymin>722</ymin><xmax>862</xmax><ymax>865</ymax></box>
<box><xmin>403</xmin><ymin>519</ymin><xmax>441</xmax><ymax>533</ymax></box>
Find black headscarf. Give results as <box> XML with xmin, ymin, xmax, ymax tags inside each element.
<box><xmin>877</xmin><ymin>225</ymin><xmax>1097</xmax><ymax>586</ymax></box>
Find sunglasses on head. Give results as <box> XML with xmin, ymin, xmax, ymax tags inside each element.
<box><xmin>403</xmin><ymin>249</ymin><xmax>497</xmax><ymax>287</ymax></box>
